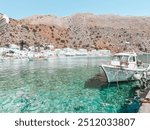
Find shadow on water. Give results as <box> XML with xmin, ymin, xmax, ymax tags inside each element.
<box><xmin>84</xmin><ymin>73</ymin><xmax>108</xmax><ymax>89</ymax></box>
<box><xmin>84</xmin><ymin>73</ymin><xmax>141</xmax><ymax>113</ymax></box>
<box><xmin>118</xmin><ymin>86</ymin><xmax>141</xmax><ymax>113</ymax></box>
<box><xmin>84</xmin><ymin>73</ymin><xmax>130</xmax><ymax>90</ymax></box>
<box><xmin>119</xmin><ymin>83</ymin><xmax>150</xmax><ymax>113</ymax></box>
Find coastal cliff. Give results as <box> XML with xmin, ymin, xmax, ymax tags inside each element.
<box><xmin>1</xmin><ymin>13</ymin><xmax>150</xmax><ymax>52</ymax></box>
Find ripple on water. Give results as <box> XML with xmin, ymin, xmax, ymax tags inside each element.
<box><xmin>0</xmin><ymin>57</ymin><xmax>135</xmax><ymax>113</ymax></box>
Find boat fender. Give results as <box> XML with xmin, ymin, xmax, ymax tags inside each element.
<box><xmin>132</xmin><ymin>72</ymin><xmax>142</xmax><ymax>80</ymax></box>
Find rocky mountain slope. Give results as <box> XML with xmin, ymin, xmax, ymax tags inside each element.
<box><xmin>1</xmin><ymin>13</ymin><xmax>150</xmax><ymax>52</ymax></box>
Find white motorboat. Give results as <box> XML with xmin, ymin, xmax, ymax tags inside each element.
<box><xmin>100</xmin><ymin>52</ymin><xmax>150</xmax><ymax>83</ymax></box>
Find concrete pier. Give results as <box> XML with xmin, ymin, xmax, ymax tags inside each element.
<box><xmin>139</xmin><ymin>90</ymin><xmax>150</xmax><ymax>113</ymax></box>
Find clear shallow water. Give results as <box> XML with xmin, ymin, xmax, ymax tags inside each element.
<box><xmin>0</xmin><ymin>57</ymin><xmax>136</xmax><ymax>113</ymax></box>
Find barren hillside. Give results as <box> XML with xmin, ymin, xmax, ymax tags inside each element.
<box><xmin>1</xmin><ymin>13</ymin><xmax>150</xmax><ymax>52</ymax></box>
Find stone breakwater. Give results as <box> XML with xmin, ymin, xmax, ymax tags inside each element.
<box><xmin>1</xmin><ymin>13</ymin><xmax>150</xmax><ymax>53</ymax></box>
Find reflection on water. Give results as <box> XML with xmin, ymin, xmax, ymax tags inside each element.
<box><xmin>0</xmin><ymin>57</ymin><xmax>138</xmax><ymax>113</ymax></box>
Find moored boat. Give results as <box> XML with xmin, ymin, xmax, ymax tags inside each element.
<box><xmin>100</xmin><ymin>52</ymin><xmax>150</xmax><ymax>83</ymax></box>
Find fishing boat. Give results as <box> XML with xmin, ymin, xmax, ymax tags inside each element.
<box><xmin>100</xmin><ymin>52</ymin><xmax>150</xmax><ymax>83</ymax></box>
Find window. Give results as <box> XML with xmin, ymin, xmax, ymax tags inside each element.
<box><xmin>112</xmin><ymin>56</ymin><xmax>121</xmax><ymax>61</ymax></box>
<box><xmin>121</xmin><ymin>56</ymin><xmax>128</xmax><ymax>62</ymax></box>
<box><xmin>129</xmin><ymin>56</ymin><xmax>136</xmax><ymax>62</ymax></box>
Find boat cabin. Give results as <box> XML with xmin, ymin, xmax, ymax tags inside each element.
<box><xmin>111</xmin><ymin>52</ymin><xmax>137</xmax><ymax>69</ymax></box>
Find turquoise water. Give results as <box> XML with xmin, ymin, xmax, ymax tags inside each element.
<box><xmin>0</xmin><ymin>57</ymin><xmax>136</xmax><ymax>113</ymax></box>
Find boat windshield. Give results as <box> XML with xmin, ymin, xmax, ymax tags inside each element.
<box><xmin>112</xmin><ymin>55</ymin><xmax>129</xmax><ymax>62</ymax></box>
<box><xmin>121</xmin><ymin>56</ymin><xmax>128</xmax><ymax>62</ymax></box>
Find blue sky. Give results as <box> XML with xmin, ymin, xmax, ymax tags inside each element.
<box><xmin>0</xmin><ymin>0</ymin><xmax>150</xmax><ymax>19</ymax></box>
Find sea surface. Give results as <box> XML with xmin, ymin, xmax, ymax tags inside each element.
<box><xmin>0</xmin><ymin>57</ymin><xmax>139</xmax><ymax>113</ymax></box>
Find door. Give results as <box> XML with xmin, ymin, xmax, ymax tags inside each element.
<box><xmin>128</xmin><ymin>56</ymin><xmax>136</xmax><ymax>69</ymax></box>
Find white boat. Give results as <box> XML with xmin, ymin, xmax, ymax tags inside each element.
<box><xmin>100</xmin><ymin>52</ymin><xmax>150</xmax><ymax>83</ymax></box>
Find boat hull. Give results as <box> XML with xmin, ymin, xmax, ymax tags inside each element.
<box><xmin>100</xmin><ymin>65</ymin><xmax>144</xmax><ymax>83</ymax></box>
